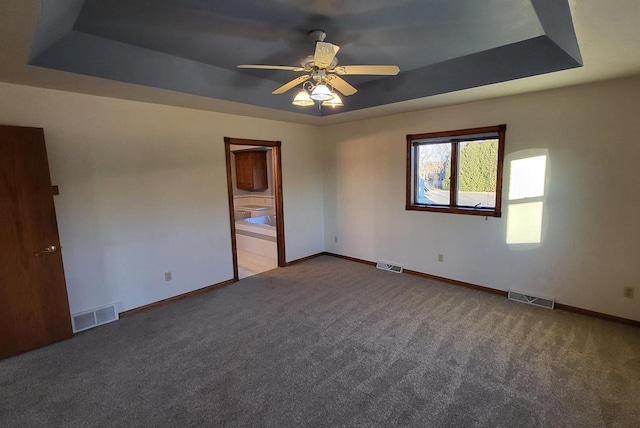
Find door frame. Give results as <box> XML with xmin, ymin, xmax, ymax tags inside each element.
<box><xmin>224</xmin><ymin>137</ymin><xmax>286</xmax><ymax>280</ymax></box>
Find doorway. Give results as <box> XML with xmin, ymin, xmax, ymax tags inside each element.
<box><xmin>224</xmin><ymin>137</ymin><xmax>286</xmax><ymax>280</ymax></box>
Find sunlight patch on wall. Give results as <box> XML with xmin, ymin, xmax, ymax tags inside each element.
<box><xmin>505</xmin><ymin>150</ymin><xmax>549</xmax><ymax>247</ymax></box>
<box><xmin>506</xmin><ymin>201</ymin><xmax>544</xmax><ymax>244</ymax></box>
<box><xmin>509</xmin><ymin>155</ymin><xmax>547</xmax><ymax>200</ymax></box>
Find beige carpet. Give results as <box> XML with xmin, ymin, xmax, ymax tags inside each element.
<box><xmin>1</xmin><ymin>256</ymin><xmax>639</xmax><ymax>427</ymax></box>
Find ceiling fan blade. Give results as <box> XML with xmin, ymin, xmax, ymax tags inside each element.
<box><xmin>314</xmin><ymin>42</ymin><xmax>340</xmax><ymax>69</ymax></box>
<box><xmin>238</xmin><ymin>65</ymin><xmax>306</xmax><ymax>72</ymax></box>
<box><xmin>272</xmin><ymin>75</ymin><xmax>310</xmax><ymax>94</ymax></box>
<box><xmin>332</xmin><ymin>65</ymin><xmax>400</xmax><ymax>75</ymax></box>
<box><xmin>328</xmin><ymin>76</ymin><xmax>357</xmax><ymax>96</ymax></box>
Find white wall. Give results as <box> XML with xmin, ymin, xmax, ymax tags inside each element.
<box><xmin>323</xmin><ymin>76</ymin><xmax>640</xmax><ymax>322</ymax></box>
<box><xmin>2</xmin><ymin>76</ymin><xmax>639</xmax><ymax>323</ymax></box>
<box><xmin>0</xmin><ymin>82</ymin><xmax>326</xmax><ymax>313</ymax></box>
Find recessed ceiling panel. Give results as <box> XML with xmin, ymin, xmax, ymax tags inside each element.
<box><xmin>29</xmin><ymin>0</ymin><xmax>582</xmax><ymax>116</ymax></box>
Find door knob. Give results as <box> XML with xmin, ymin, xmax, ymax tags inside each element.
<box><xmin>35</xmin><ymin>245</ymin><xmax>57</xmax><ymax>256</ymax></box>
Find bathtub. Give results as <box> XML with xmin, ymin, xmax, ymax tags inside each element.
<box><xmin>235</xmin><ymin>215</ymin><xmax>277</xmax><ymax>258</ymax></box>
<box><xmin>242</xmin><ymin>215</ymin><xmax>276</xmax><ymax>227</ymax></box>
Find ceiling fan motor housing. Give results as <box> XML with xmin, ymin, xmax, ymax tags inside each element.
<box><xmin>300</xmin><ymin>53</ymin><xmax>338</xmax><ymax>70</ymax></box>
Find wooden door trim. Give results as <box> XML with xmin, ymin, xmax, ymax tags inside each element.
<box><xmin>225</xmin><ymin>137</ymin><xmax>280</xmax><ymax>148</ymax></box>
<box><xmin>223</xmin><ymin>141</ymin><xmax>239</xmax><ymax>280</ymax></box>
<box><xmin>272</xmin><ymin>145</ymin><xmax>286</xmax><ymax>266</ymax></box>
<box><xmin>224</xmin><ymin>137</ymin><xmax>286</xmax><ymax>280</ymax></box>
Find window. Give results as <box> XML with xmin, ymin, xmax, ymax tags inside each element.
<box><xmin>406</xmin><ymin>125</ymin><xmax>506</xmax><ymax>217</ymax></box>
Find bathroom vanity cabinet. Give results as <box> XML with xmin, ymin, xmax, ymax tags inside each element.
<box><xmin>234</xmin><ymin>149</ymin><xmax>268</xmax><ymax>191</ymax></box>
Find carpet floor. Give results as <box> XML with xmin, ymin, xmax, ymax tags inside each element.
<box><xmin>1</xmin><ymin>256</ymin><xmax>639</xmax><ymax>427</ymax></box>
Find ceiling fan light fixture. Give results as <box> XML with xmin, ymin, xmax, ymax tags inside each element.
<box><xmin>310</xmin><ymin>84</ymin><xmax>333</xmax><ymax>101</ymax></box>
<box><xmin>292</xmin><ymin>89</ymin><xmax>314</xmax><ymax>106</ymax></box>
<box><xmin>322</xmin><ymin>92</ymin><xmax>343</xmax><ymax>108</ymax></box>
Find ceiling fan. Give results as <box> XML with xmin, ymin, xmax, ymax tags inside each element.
<box><xmin>237</xmin><ymin>30</ymin><xmax>400</xmax><ymax>107</ymax></box>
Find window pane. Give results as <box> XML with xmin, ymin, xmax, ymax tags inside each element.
<box><xmin>456</xmin><ymin>139</ymin><xmax>498</xmax><ymax>208</ymax></box>
<box><xmin>416</xmin><ymin>143</ymin><xmax>451</xmax><ymax>205</ymax></box>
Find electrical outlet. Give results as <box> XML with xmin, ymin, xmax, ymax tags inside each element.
<box><xmin>623</xmin><ymin>286</ymin><xmax>634</xmax><ymax>299</ymax></box>
<box><xmin>164</xmin><ymin>271</ymin><xmax>172</xmax><ymax>282</ymax></box>
<box><xmin>438</xmin><ymin>253</ymin><xmax>444</xmax><ymax>262</ymax></box>
<box><xmin>334</xmin><ymin>236</ymin><xmax>338</xmax><ymax>243</ymax></box>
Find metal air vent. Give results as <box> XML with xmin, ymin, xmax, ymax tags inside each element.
<box><xmin>508</xmin><ymin>290</ymin><xmax>554</xmax><ymax>309</ymax></box>
<box><xmin>72</xmin><ymin>303</ymin><xmax>120</xmax><ymax>333</ymax></box>
<box><xmin>376</xmin><ymin>261</ymin><xmax>403</xmax><ymax>274</ymax></box>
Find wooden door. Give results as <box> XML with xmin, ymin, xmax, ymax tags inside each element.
<box><xmin>0</xmin><ymin>125</ymin><xmax>72</xmax><ymax>359</ymax></box>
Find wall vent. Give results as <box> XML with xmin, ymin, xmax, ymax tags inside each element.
<box><xmin>508</xmin><ymin>290</ymin><xmax>554</xmax><ymax>309</ymax></box>
<box><xmin>72</xmin><ymin>303</ymin><xmax>120</xmax><ymax>333</ymax></box>
<box><xmin>376</xmin><ymin>261</ymin><xmax>403</xmax><ymax>274</ymax></box>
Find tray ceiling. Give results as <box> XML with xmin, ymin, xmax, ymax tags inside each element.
<box><xmin>29</xmin><ymin>0</ymin><xmax>582</xmax><ymax>117</ymax></box>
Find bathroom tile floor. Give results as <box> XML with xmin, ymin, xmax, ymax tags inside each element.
<box><xmin>237</xmin><ymin>249</ymin><xmax>278</xmax><ymax>279</ymax></box>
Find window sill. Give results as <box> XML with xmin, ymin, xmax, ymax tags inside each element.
<box><xmin>406</xmin><ymin>204</ymin><xmax>501</xmax><ymax>217</ymax></box>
